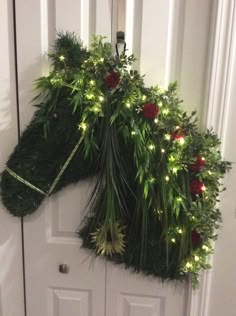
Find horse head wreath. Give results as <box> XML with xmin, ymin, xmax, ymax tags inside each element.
<box><xmin>0</xmin><ymin>33</ymin><xmax>230</xmax><ymax>286</ymax></box>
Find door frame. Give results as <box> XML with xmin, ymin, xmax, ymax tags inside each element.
<box><xmin>188</xmin><ymin>1</ymin><xmax>236</xmax><ymax>315</ymax></box>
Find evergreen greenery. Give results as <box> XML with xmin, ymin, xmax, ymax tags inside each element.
<box><xmin>0</xmin><ymin>33</ymin><xmax>231</xmax><ymax>286</ymax></box>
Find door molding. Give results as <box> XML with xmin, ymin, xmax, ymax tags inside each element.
<box><xmin>188</xmin><ymin>1</ymin><xmax>236</xmax><ymax>315</ymax></box>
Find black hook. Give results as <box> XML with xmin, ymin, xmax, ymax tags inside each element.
<box><xmin>116</xmin><ymin>31</ymin><xmax>126</xmax><ymax>57</ymax></box>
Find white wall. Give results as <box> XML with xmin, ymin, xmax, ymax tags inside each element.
<box><xmin>206</xmin><ymin>1</ymin><xmax>236</xmax><ymax>316</ymax></box>
<box><xmin>0</xmin><ymin>1</ymin><xmax>24</xmax><ymax>315</ymax></box>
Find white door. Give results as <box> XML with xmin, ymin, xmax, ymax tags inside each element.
<box><xmin>12</xmin><ymin>1</ymin><xmax>214</xmax><ymax>316</ymax></box>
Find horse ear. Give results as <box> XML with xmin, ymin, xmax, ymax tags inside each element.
<box><xmin>49</xmin><ymin>31</ymin><xmax>89</xmax><ymax>71</ymax></box>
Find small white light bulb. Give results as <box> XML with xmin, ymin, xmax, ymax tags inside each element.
<box><xmin>194</xmin><ymin>255</ymin><xmax>200</xmax><ymax>262</ymax></box>
<box><xmin>148</xmin><ymin>144</ymin><xmax>155</xmax><ymax>150</ymax></box>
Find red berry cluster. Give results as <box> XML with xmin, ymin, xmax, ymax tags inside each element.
<box><xmin>105</xmin><ymin>71</ymin><xmax>120</xmax><ymax>89</ymax></box>
<box><xmin>191</xmin><ymin>230</ymin><xmax>202</xmax><ymax>248</ymax></box>
<box><xmin>189</xmin><ymin>156</ymin><xmax>206</xmax><ymax>248</ymax></box>
<box><xmin>189</xmin><ymin>156</ymin><xmax>205</xmax><ymax>171</ymax></box>
<box><xmin>190</xmin><ymin>179</ymin><xmax>205</xmax><ymax>194</ymax></box>
<box><xmin>189</xmin><ymin>156</ymin><xmax>206</xmax><ymax>195</ymax></box>
<box><xmin>142</xmin><ymin>103</ymin><xmax>159</xmax><ymax>120</ymax></box>
<box><xmin>171</xmin><ymin>128</ymin><xmax>186</xmax><ymax>141</ymax></box>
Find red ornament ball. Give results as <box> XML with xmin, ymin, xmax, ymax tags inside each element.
<box><xmin>105</xmin><ymin>71</ymin><xmax>120</xmax><ymax>89</ymax></box>
<box><xmin>191</xmin><ymin>230</ymin><xmax>202</xmax><ymax>248</ymax></box>
<box><xmin>189</xmin><ymin>156</ymin><xmax>206</xmax><ymax>172</ymax></box>
<box><xmin>142</xmin><ymin>103</ymin><xmax>159</xmax><ymax>120</ymax></box>
<box><xmin>190</xmin><ymin>179</ymin><xmax>205</xmax><ymax>195</ymax></box>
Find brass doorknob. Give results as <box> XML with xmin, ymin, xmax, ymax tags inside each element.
<box><xmin>59</xmin><ymin>264</ymin><xmax>69</xmax><ymax>274</ymax></box>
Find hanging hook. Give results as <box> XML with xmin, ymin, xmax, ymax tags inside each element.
<box><xmin>116</xmin><ymin>31</ymin><xmax>126</xmax><ymax>57</ymax></box>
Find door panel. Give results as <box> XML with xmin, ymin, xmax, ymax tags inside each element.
<box><xmin>49</xmin><ymin>287</ymin><xmax>92</xmax><ymax>316</ymax></box>
<box><xmin>106</xmin><ymin>264</ymin><xmax>188</xmax><ymax>316</ymax></box>
<box><xmin>15</xmin><ymin>1</ymin><xmax>106</xmax><ymax>315</ymax></box>
<box><xmin>106</xmin><ymin>1</ymin><xmax>213</xmax><ymax>315</ymax></box>
<box><xmin>55</xmin><ymin>0</ymin><xmax>81</xmax><ymax>33</ymax></box>
<box><xmin>24</xmin><ymin>184</ymin><xmax>106</xmax><ymax>316</ymax></box>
